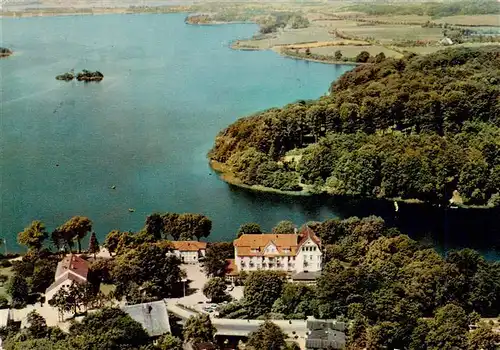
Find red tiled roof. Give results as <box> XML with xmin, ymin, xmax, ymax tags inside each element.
<box><xmin>171</xmin><ymin>241</ymin><xmax>207</xmax><ymax>252</ymax></box>
<box><xmin>298</xmin><ymin>226</ymin><xmax>321</xmax><ymax>248</ymax></box>
<box><xmin>234</xmin><ymin>234</ymin><xmax>298</xmax><ymax>256</ymax></box>
<box><xmin>234</xmin><ymin>226</ymin><xmax>321</xmax><ymax>257</ymax></box>
<box><xmin>55</xmin><ymin>254</ymin><xmax>89</xmax><ymax>280</ymax></box>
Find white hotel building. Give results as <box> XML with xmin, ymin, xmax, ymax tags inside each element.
<box><xmin>233</xmin><ymin>226</ymin><xmax>322</xmax><ymax>274</ymax></box>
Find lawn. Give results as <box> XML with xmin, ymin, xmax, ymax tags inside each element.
<box><xmin>435</xmin><ymin>15</ymin><xmax>500</xmax><ymax>26</ymax></box>
<box><xmin>100</xmin><ymin>283</ymin><xmax>116</xmax><ymax>296</ymax></box>
<box><xmin>0</xmin><ymin>266</ymin><xmax>15</xmax><ymax>298</ymax></box>
<box><xmin>311</xmin><ymin>45</ymin><xmax>403</xmax><ymax>58</ymax></box>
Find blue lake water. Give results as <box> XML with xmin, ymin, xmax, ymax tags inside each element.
<box><xmin>1</xmin><ymin>13</ymin><xmax>499</xmax><ymax>258</ymax></box>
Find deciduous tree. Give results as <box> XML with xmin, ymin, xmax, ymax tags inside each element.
<box><xmin>237</xmin><ymin>223</ymin><xmax>262</xmax><ymax>237</ymax></box>
<box><xmin>244</xmin><ymin>271</ymin><xmax>286</xmax><ymax>318</ymax></box>
<box><xmin>203</xmin><ymin>277</ymin><xmax>228</xmax><ymax>303</ymax></box>
<box><xmin>247</xmin><ymin>320</ymin><xmax>286</xmax><ymax>350</ymax></box>
<box><xmin>57</xmin><ymin>216</ymin><xmax>92</xmax><ymax>253</ymax></box>
<box><xmin>272</xmin><ymin>221</ymin><xmax>296</xmax><ymax>234</ymax></box>
<box><xmin>18</xmin><ymin>221</ymin><xmax>48</xmax><ymax>251</ymax></box>
<box><xmin>203</xmin><ymin>242</ymin><xmax>233</xmax><ymax>277</ymax></box>
<box><xmin>157</xmin><ymin>333</ymin><xmax>183</xmax><ymax>350</ymax></box>
<box><xmin>88</xmin><ymin>232</ymin><xmax>99</xmax><ymax>258</ymax></box>
<box><xmin>183</xmin><ymin>314</ymin><xmax>215</xmax><ymax>344</ymax></box>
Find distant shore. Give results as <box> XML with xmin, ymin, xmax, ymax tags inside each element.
<box><xmin>0</xmin><ymin>6</ymin><xmax>189</xmax><ymax>18</ymax></box>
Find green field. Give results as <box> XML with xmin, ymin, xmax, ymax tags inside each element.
<box><xmin>311</xmin><ymin>45</ymin><xmax>403</xmax><ymax>58</ymax></box>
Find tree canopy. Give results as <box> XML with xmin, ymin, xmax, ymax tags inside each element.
<box><xmin>3</xmin><ymin>307</ymin><xmax>149</xmax><ymax>350</ymax></box>
<box><xmin>202</xmin><ymin>277</ymin><xmax>229</xmax><ymax>303</ymax></box>
<box><xmin>244</xmin><ymin>271</ymin><xmax>286</xmax><ymax>318</ymax></box>
<box><xmin>210</xmin><ymin>47</ymin><xmax>500</xmax><ymax>206</ymax></box>
<box><xmin>203</xmin><ymin>242</ymin><xmax>234</xmax><ymax>277</ymax></box>
<box><xmin>112</xmin><ymin>243</ymin><xmax>184</xmax><ymax>301</ymax></box>
<box><xmin>17</xmin><ymin>221</ymin><xmax>48</xmax><ymax>251</ymax></box>
<box><xmin>237</xmin><ymin>223</ymin><xmax>262</xmax><ymax>237</ymax></box>
<box><xmin>247</xmin><ymin>321</ymin><xmax>287</xmax><ymax>350</ymax></box>
<box><xmin>56</xmin><ymin>216</ymin><xmax>92</xmax><ymax>253</ymax></box>
<box><xmin>183</xmin><ymin>314</ymin><xmax>215</xmax><ymax>344</ymax></box>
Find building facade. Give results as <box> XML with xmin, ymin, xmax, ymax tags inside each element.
<box><xmin>171</xmin><ymin>241</ymin><xmax>207</xmax><ymax>264</ymax></box>
<box><xmin>45</xmin><ymin>254</ymin><xmax>89</xmax><ymax>303</ymax></box>
<box><xmin>233</xmin><ymin>226</ymin><xmax>322</xmax><ymax>274</ymax></box>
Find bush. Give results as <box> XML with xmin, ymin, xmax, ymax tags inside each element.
<box><xmin>0</xmin><ymin>260</ymin><xmax>12</xmax><ymax>268</ymax></box>
<box><xmin>0</xmin><ymin>295</ymin><xmax>8</xmax><ymax>309</ymax></box>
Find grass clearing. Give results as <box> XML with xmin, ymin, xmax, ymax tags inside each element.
<box><xmin>397</xmin><ymin>42</ymin><xmax>500</xmax><ymax>55</ymax></box>
<box><xmin>338</xmin><ymin>24</ymin><xmax>444</xmax><ymax>43</ymax></box>
<box><xmin>311</xmin><ymin>45</ymin><xmax>403</xmax><ymax>58</ymax></box>
<box><xmin>100</xmin><ymin>283</ymin><xmax>116</xmax><ymax>296</ymax></box>
<box><xmin>0</xmin><ymin>266</ymin><xmax>15</xmax><ymax>298</ymax></box>
<box><xmin>435</xmin><ymin>15</ymin><xmax>500</xmax><ymax>26</ymax></box>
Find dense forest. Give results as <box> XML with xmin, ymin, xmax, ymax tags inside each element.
<box><xmin>209</xmin><ymin>47</ymin><xmax>500</xmax><ymax>206</ymax></box>
<box><xmin>218</xmin><ymin>216</ymin><xmax>500</xmax><ymax>349</ymax></box>
<box><xmin>343</xmin><ymin>0</ymin><xmax>500</xmax><ymax>18</ymax></box>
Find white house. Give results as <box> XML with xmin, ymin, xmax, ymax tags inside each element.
<box><xmin>171</xmin><ymin>241</ymin><xmax>207</xmax><ymax>264</ymax></box>
<box><xmin>45</xmin><ymin>254</ymin><xmax>89</xmax><ymax>303</ymax></box>
<box><xmin>233</xmin><ymin>226</ymin><xmax>322</xmax><ymax>274</ymax></box>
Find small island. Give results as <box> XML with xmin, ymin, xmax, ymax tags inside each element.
<box><xmin>0</xmin><ymin>47</ymin><xmax>13</xmax><ymax>58</ymax></box>
<box><xmin>55</xmin><ymin>72</ymin><xmax>74</xmax><ymax>81</ymax></box>
<box><xmin>55</xmin><ymin>69</ymin><xmax>104</xmax><ymax>82</ymax></box>
<box><xmin>77</xmin><ymin>69</ymin><xmax>104</xmax><ymax>82</ymax></box>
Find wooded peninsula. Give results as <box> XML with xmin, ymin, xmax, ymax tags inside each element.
<box><xmin>209</xmin><ymin>46</ymin><xmax>500</xmax><ymax>207</ymax></box>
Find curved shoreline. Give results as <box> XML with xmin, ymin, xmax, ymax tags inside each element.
<box><xmin>209</xmin><ymin>160</ymin><xmax>497</xmax><ymax>209</ymax></box>
<box><xmin>210</xmin><ymin>160</ymin><xmax>312</xmax><ymax>197</ymax></box>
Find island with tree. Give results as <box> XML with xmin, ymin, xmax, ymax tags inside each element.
<box><xmin>0</xmin><ymin>47</ymin><xmax>13</xmax><ymax>58</ymax></box>
<box><xmin>56</xmin><ymin>70</ymin><xmax>104</xmax><ymax>82</ymax></box>
<box><xmin>209</xmin><ymin>46</ymin><xmax>500</xmax><ymax>208</ymax></box>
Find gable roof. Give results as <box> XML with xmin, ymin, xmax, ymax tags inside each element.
<box><xmin>55</xmin><ymin>254</ymin><xmax>89</xmax><ymax>280</ymax></box>
<box><xmin>122</xmin><ymin>300</ymin><xmax>171</xmax><ymax>337</ymax></box>
<box><xmin>234</xmin><ymin>234</ymin><xmax>299</xmax><ymax>256</ymax></box>
<box><xmin>171</xmin><ymin>241</ymin><xmax>207</xmax><ymax>252</ymax></box>
<box><xmin>45</xmin><ymin>272</ymin><xmax>87</xmax><ymax>295</ymax></box>
<box><xmin>234</xmin><ymin>226</ymin><xmax>321</xmax><ymax>257</ymax></box>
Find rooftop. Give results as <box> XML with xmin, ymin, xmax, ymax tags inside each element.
<box><xmin>306</xmin><ymin>317</ymin><xmax>347</xmax><ymax>350</ymax></box>
<box><xmin>171</xmin><ymin>241</ymin><xmax>207</xmax><ymax>252</ymax></box>
<box><xmin>122</xmin><ymin>300</ymin><xmax>171</xmax><ymax>337</ymax></box>
<box><xmin>291</xmin><ymin>271</ymin><xmax>321</xmax><ymax>281</ymax></box>
<box><xmin>234</xmin><ymin>226</ymin><xmax>320</xmax><ymax>256</ymax></box>
<box><xmin>55</xmin><ymin>254</ymin><xmax>89</xmax><ymax>280</ymax></box>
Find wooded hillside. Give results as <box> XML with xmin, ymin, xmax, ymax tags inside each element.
<box><xmin>209</xmin><ymin>46</ymin><xmax>500</xmax><ymax>206</ymax></box>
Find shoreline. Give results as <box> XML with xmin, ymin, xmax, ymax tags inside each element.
<box><xmin>209</xmin><ymin>160</ymin><xmax>497</xmax><ymax>209</ymax></box>
<box><xmin>209</xmin><ymin>160</ymin><xmax>312</xmax><ymax>197</ymax></box>
<box><xmin>0</xmin><ymin>6</ymin><xmax>189</xmax><ymax>18</ymax></box>
<box><xmin>276</xmin><ymin>50</ymin><xmax>361</xmax><ymax>66</ymax></box>
<box><xmin>3</xmin><ymin>9</ymin><xmax>367</xmax><ymax>66</ymax></box>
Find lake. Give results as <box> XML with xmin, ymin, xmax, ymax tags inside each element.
<box><xmin>1</xmin><ymin>13</ymin><xmax>499</xmax><ymax>258</ymax></box>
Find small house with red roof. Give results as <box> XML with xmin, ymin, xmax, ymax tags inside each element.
<box><xmin>45</xmin><ymin>254</ymin><xmax>90</xmax><ymax>302</ymax></box>
<box><xmin>233</xmin><ymin>226</ymin><xmax>322</xmax><ymax>274</ymax></box>
<box><xmin>171</xmin><ymin>241</ymin><xmax>207</xmax><ymax>264</ymax></box>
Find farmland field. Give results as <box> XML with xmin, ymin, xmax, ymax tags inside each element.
<box><xmin>311</xmin><ymin>45</ymin><xmax>403</xmax><ymax>58</ymax></box>
<box><xmin>434</xmin><ymin>15</ymin><xmax>500</xmax><ymax>26</ymax></box>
